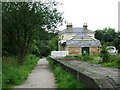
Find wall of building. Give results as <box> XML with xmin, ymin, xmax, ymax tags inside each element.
<box><xmin>59</xmin><ymin>45</ymin><xmax>66</xmax><ymax>51</ymax></box>
<box><xmin>67</xmin><ymin>47</ymin><xmax>100</xmax><ymax>55</ymax></box>
<box><xmin>89</xmin><ymin>47</ymin><xmax>100</xmax><ymax>55</ymax></box>
<box><xmin>68</xmin><ymin>47</ymin><xmax>81</xmax><ymax>55</ymax></box>
<box><xmin>62</xmin><ymin>34</ymin><xmax>76</xmax><ymax>40</ymax></box>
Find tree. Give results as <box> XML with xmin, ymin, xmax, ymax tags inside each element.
<box><xmin>95</xmin><ymin>28</ymin><xmax>120</xmax><ymax>53</ymax></box>
<box><xmin>100</xmin><ymin>45</ymin><xmax>110</xmax><ymax>62</ymax></box>
<box><xmin>95</xmin><ymin>27</ymin><xmax>117</xmax><ymax>45</ymax></box>
<box><xmin>48</xmin><ymin>35</ymin><xmax>58</xmax><ymax>52</ymax></box>
<box><xmin>112</xmin><ymin>32</ymin><xmax>120</xmax><ymax>53</ymax></box>
<box><xmin>2</xmin><ymin>1</ymin><xmax>63</xmax><ymax>64</ymax></box>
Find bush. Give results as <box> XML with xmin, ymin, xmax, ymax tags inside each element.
<box><xmin>102</xmin><ymin>55</ymin><xmax>120</xmax><ymax>68</ymax></box>
<box><xmin>82</xmin><ymin>55</ymin><xmax>93</xmax><ymax>61</ymax></box>
<box><xmin>109</xmin><ymin>55</ymin><xmax>120</xmax><ymax>62</ymax></box>
<box><xmin>100</xmin><ymin>45</ymin><xmax>110</xmax><ymax>62</ymax></box>
<box><xmin>2</xmin><ymin>54</ymin><xmax>39</xmax><ymax>89</ymax></box>
<box><xmin>47</xmin><ymin>57</ymin><xmax>87</xmax><ymax>89</ymax></box>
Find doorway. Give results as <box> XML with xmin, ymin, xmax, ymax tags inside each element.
<box><xmin>82</xmin><ymin>47</ymin><xmax>89</xmax><ymax>56</ymax></box>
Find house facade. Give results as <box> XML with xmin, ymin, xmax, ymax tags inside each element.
<box><xmin>58</xmin><ymin>23</ymin><xmax>101</xmax><ymax>56</ymax></box>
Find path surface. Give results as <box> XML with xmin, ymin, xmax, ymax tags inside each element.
<box><xmin>62</xmin><ymin>60</ymin><xmax>119</xmax><ymax>86</ymax></box>
<box><xmin>14</xmin><ymin>58</ymin><xmax>55</xmax><ymax>89</ymax></box>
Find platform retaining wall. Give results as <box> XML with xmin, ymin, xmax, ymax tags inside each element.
<box><xmin>49</xmin><ymin>57</ymin><xmax>119</xmax><ymax>90</ymax></box>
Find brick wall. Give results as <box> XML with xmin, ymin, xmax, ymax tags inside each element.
<box><xmin>90</xmin><ymin>47</ymin><xmax>100</xmax><ymax>55</ymax></box>
<box><xmin>68</xmin><ymin>47</ymin><xmax>81</xmax><ymax>55</ymax></box>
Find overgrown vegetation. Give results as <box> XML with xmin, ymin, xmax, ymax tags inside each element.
<box><xmin>63</xmin><ymin>55</ymin><xmax>120</xmax><ymax>68</ymax></box>
<box><xmin>95</xmin><ymin>28</ymin><xmax>120</xmax><ymax>53</ymax></box>
<box><xmin>2</xmin><ymin>1</ymin><xmax>63</xmax><ymax>64</ymax></box>
<box><xmin>47</xmin><ymin>57</ymin><xmax>87</xmax><ymax>89</ymax></box>
<box><xmin>0</xmin><ymin>60</ymin><xmax>1</xmax><ymax>90</ymax></box>
<box><xmin>2</xmin><ymin>54</ymin><xmax>39</xmax><ymax>89</ymax></box>
<box><xmin>100</xmin><ymin>45</ymin><xmax>110</xmax><ymax>62</ymax></box>
<box><xmin>64</xmin><ymin>55</ymin><xmax>93</xmax><ymax>61</ymax></box>
<box><xmin>2</xmin><ymin>1</ymin><xmax>63</xmax><ymax>89</ymax></box>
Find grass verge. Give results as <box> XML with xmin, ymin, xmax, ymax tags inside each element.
<box><xmin>63</xmin><ymin>55</ymin><xmax>120</xmax><ymax>68</ymax></box>
<box><xmin>2</xmin><ymin>54</ymin><xmax>39</xmax><ymax>89</ymax></box>
<box><xmin>47</xmin><ymin>57</ymin><xmax>87</xmax><ymax>89</ymax></box>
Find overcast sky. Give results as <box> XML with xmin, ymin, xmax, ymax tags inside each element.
<box><xmin>56</xmin><ymin>0</ymin><xmax>119</xmax><ymax>31</ymax></box>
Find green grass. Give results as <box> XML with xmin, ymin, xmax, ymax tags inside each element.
<box><xmin>63</xmin><ymin>55</ymin><xmax>120</xmax><ymax>68</ymax></box>
<box><xmin>87</xmin><ymin>55</ymin><xmax>120</xmax><ymax>68</ymax></box>
<box><xmin>0</xmin><ymin>59</ymin><xmax>2</xmax><ymax>90</ymax></box>
<box><xmin>64</xmin><ymin>55</ymin><xmax>94</xmax><ymax>61</ymax></box>
<box><xmin>2</xmin><ymin>54</ymin><xmax>39</xmax><ymax>89</ymax></box>
<box><xmin>47</xmin><ymin>57</ymin><xmax>87</xmax><ymax>89</ymax></box>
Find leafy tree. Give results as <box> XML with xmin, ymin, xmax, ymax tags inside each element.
<box><xmin>29</xmin><ymin>31</ymin><xmax>57</xmax><ymax>57</ymax></box>
<box><xmin>48</xmin><ymin>35</ymin><xmax>58</xmax><ymax>52</ymax></box>
<box><xmin>100</xmin><ymin>45</ymin><xmax>110</xmax><ymax>62</ymax></box>
<box><xmin>95</xmin><ymin>27</ymin><xmax>117</xmax><ymax>44</ymax></box>
<box><xmin>2</xmin><ymin>1</ymin><xmax>63</xmax><ymax>64</ymax></box>
<box><xmin>112</xmin><ymin>32</ymin><xmax>120</xmax><ymax>53</ymax></box>
<box><xmin>95</xmin><ymin>28</ymin><xmax>120</xmax><ymax>53</ymax></box>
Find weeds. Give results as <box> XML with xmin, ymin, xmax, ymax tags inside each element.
<box><xmin>47</xmin><ymin>57</ymin><xmax>87</xmax><ymax>89</ymax></box>
<box><xmin>2</xmin><ymin>54</ymin><xmax>39</xmax><ymax>89</ymax></box>
<box><xmin>63</xmin><ymin>55</ymin><xmax>119</xmax><ymax>68</ymax></box>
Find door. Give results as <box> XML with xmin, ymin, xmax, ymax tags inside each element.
<box><xmin>82</xmin><ymin>47</ymin><xmax>89</xmax><ymax>56</ymax></box>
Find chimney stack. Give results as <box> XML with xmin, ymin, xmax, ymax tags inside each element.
<box><xmin>83</xmin><ymin>23</ymin><xmax>88</xmax><ymax>32</ymax></box>
<box><xmin>66</xmin><ymin>22</ymin><xmax>73</xmax><ymax>32</ymax></box>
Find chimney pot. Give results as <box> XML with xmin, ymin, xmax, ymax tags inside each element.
<box><xmin>66</xmin><ymin>22</ymin><xmax>73</xmax><ymax>32</ymax></box>
<box><xmin>83</xmin><ymin>23</ymin><xmax>88</xmax><ymax>32</ymax></box>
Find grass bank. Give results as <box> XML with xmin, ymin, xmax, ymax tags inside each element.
<box><xmin>2</xmin><ymin>54</ymin><xmax>39</xmax><ymax>89</ymax></box>
<box><xmin>0</xmin><ymin>59</ymin><xmax>2</xmax><ymax>90</ymax></box>
<box><xmin>47</xmin><ymin>57</ymin><xmax>87</xmax><ymax>89</ymax></box>
<box><xmin>63</xmin><ymin>55</ymin><xmax>120</xmax><ymax>68</ymax></box>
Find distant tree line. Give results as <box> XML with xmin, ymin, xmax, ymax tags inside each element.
<box><xmin>95</xmin><ymin>27</ymin><xmax>120</xmax><ymax>53</ymax></box>
<box><xmin>2</xmin><ymin>1</ymin><xmax>63</xmax><ymax>64</ymax></box>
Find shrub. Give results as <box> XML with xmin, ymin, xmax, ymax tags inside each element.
<box><xmin>47</xmin><ymin>57</ymin><xmax>87</xmax><ymax>89</ymax></box>
<box><xmin>82</xmin><ymin>55</ymin><xmax>93</xmax><ymax>61</ymax></box>
<box><xmin>2</xmin><ymin>54</ymin><xmax>39</xmax><ymax>89</ymax></box>
<box><xmin>100</xmin><ymin>45</ymin><xmax>110</xmax><ymax>62</ymax></box>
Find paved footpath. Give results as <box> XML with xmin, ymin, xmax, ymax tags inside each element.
<box><xmin>13</xmin><ymin>58</ymin><xmax>55</xmax><ymax>89</ymax></box>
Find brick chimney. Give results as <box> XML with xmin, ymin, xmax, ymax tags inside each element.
<box><xmin>66</xmin><ymin>23</ymin><xmax>73</xmax><ymax>32</ymax></box>
<box><xmin>83</xmin><ymin>23</ymin><xmax>88</xmax><ymax>32</ymax></box>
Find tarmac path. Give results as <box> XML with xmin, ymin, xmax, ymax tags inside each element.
<box><xmin>13</xmin><ymin>57</ymin><xmax>55</xmax><ymax>89</ymax></box>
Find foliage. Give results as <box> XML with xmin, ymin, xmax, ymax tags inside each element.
<box><xmin>101</xmin><ymin>55</ymin><xmax>120</xmax><ymax>68</ymax></box>
<box><xmin>95</xmin><ymin>28</ymin><xmax>117</xmax><ymax>43</ymax></box>
<box><xmin>95</xmin><ymin>28</ymin><xmax>120</xmax><ymax>53</ymax></box>
<box><xmin>2</xmin><ymin>1</ymin><xmax>63</xmax><ymax>64</ymax></box>
<box><xmin>48</xmin><ymin>35</ymin><xmax>58</xmax><ymax>52</ymax></box>
<box><xmin>100</xmin><ymin>45</ymin><xmax>110</xmax><ymax>62</ymax></box>
<box><xmin>91</xmin><ymin>55</ymin><xmax>120</xmax><ymax>68</ymax></box>
<box><xmin>112</xmin><ymin>32</ymin><xmax>120</xmax><ymax>53</ymax></box>
<box><xmin>63</xmin><ymin>55</ymin><xmax>119</xmax><ymax>68</ymax></box>
<box><xmin>47</xmin><ymin>57</ymin><xmax>87</xmax><ymax>89</ymax></box>
<box><xmin>64</xmin><ymin>55</ymin><xmax>93</xmax><ymax>61</ymax></box>
<box><xmin>2</xmin><ymin>54</ymin><xmax>39</xmax><ymax>89</ymax></box>
<box><xmin>0</xmin><ymin>60</ymin><xmax>2</xmax><ymax>90</ymax></box>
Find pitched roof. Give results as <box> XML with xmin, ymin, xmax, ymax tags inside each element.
<box><xmin>60</xmin><ymin>27</ymin><xmax>94</xmax><ymax>34</ymax></box>
<box><xmin>72</xmin><ymin>33</ymin><xmax>91</xmax><ymax>39</ymax></box>
<box><xmin>66</xmin><ymin>40</ymin><xmax>101</xmax><ymax>47</ymax></box>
